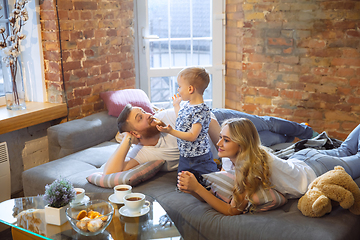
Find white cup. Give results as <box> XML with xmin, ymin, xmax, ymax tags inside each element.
<box><xmin>73</xmin><ymin>188</ymin><xmax>85</xmax><ymax>203</ymax></box>
<box><xmin>114</xmin><ymin>184</ymin><xmax>132</xmax><ymax>202</ymax></box>
<box><xmin>123</xmin><ymin>193</ymin><xmax>150</xmax><ymax>214</ymax></box>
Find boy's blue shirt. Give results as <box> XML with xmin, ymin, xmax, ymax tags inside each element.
<box><xmin>175</xmin><ymin>102</ymin><xmax>211</xmax><ymax>157</ymax></box>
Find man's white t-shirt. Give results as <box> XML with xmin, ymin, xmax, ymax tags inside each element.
<box><xmin>126</xmin><ymin>109</ymin><xmax>179</xmax><ymax>171</ymax></box>
<box><xmin>125</xmin><ymin>108</ymin><xmax>218</xmax><ymax>172</ymax></box>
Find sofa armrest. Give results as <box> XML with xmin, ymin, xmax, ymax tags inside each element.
<box><xmin>48</xmin><ymin>111</ymin><xmax>118</xmax><ymax>160</ymax></box>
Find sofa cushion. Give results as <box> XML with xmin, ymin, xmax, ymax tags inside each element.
<box><xmin>203</xmin><ymin>170</ymin><xmax>235</xmax><ymax>202</ymax></box>
<box><xmin>100</xmin><ymin>89</ymin><xmax>154</xmax><ymax>117</ymax></box>
<box><xmin>47</xmin><ymin>111</ymin><xmax>118</xmax><ymax>161</ymax></box>
<box><xmin>87</xmin><ymin>160</ymin><xmax>165</xmax><ymax>187</ymax></box>
<box><xmin>202</xmin><ymin>170</ymin><xmax>287</xmax><ymax>212</ymax></box>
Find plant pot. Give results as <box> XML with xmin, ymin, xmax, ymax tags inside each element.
<box><xmin>45</xmin><ymin>205</ymin><xmax>68</xmax><ymax>226</ymax></box>
<box><xmin>2</xmin><ymin>56</ymin><xmax>26</xmax><ymax>110</ymax></box>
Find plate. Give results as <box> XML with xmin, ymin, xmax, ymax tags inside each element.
<box><xmin>70</xmin><ymin>195</ymin><xmax>90</xmax><ymax>206</ymax></box>
<box><xmin>108</xmin><ymin>193</ymin><xmax>124</xmax><ymax>204</ymax></box>
<box><xmin>119</xmin><ymin>206</ymin><xmax>150</xmax><ymax>217</ymax></box>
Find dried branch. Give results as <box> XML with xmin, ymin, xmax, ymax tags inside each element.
<box><xmin>0</xmin><ymin>0</ymin><xmax>30</xmax><ymax>105</ymax></box>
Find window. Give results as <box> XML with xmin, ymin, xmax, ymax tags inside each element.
<box><xmin>0</xmin><ymin>0</ymin><xmax>45</xmax><ymax>106</ymax></box>
<box><xmin>150</xmin><ymin>76</ymin><xmax>213</xmax><ymax>109</ymax></box>
<box><xmin>0</xmin><ymin>0</ymin><xmax>9</xmax><ymax>105</ymax></box>
<box><xmin>135</xmin><ymin>0</ymin><xmax>225</xmax><ymax>109</ymax></box>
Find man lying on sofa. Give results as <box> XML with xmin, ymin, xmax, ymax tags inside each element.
<box><xmin>103</xmin><ymin>104</ymin><xmax>316</xmax><ymax>175</ymax></box>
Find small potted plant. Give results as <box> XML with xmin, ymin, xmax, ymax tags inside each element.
<box><xmin>43</xmin><ymin>178</ymin><xmax>76</xmax><ymax>225</ymax></box>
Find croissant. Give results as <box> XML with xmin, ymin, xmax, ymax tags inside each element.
<box><xmin>87</xmin><ymin>218</ymin><xmax>104</xmax><ymax>232</ymax></box>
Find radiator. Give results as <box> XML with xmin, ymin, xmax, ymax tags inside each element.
<box><xmin>0</xmin><ymin>142</ymin><xmax>11</xmax><ymax>202</ymax></box>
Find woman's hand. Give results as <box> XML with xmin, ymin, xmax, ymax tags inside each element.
<box><xmin>177</xmin><ymin>171</ymin><xmax>201</xmax><ymax>193</ymax></box>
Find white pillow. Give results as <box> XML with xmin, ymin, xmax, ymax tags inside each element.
<box><xmin>202</xmin><ymin>170</ymin><xmax>288</xmax><ymax>212</ymax></box>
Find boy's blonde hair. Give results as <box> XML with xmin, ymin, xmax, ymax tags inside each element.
<box><xmin>178</xmin><ymin>67</ymin><xmax>210</xmax><ymax>94</ymax></box>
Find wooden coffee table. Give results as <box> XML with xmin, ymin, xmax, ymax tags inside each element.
<box><xmin>0</xmin><ymin>192</ymin><xmax>182</xmax><ymax>240</ymax></box>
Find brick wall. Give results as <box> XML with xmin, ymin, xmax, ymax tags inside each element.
<box><xmin>38</xmin><ymin>0</ymin><xmax>359</xmax><ymax>139</ymax></box>
<box><xmin>225</xmin><ymin>0</ymin><xmax>360</xmax><ymax>140</ymax></box>
<box><xmin>39</xmin><ymin>0</ymin><xmax>135</xmax><ymax>120</ymax></box>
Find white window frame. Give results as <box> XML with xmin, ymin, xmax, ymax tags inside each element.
<box><xmin>0</xmin><ymin>0</ymin><xmax>45</xmax><ymax>106</ymax></box>
<box><xmin>134</xmin><ymin>0</ymin><xmax>225</xmax><ymax>109</ymax></box>
<box><xmin>0</xmin><ymin>0</ymin><xmax>9</xmax><ymax>106</ymax></box>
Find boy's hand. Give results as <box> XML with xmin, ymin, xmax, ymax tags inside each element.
<box><xmin>156</xmin><ymin>124</ymin><xmax>173</xmax><ymax>133</ymax></box>
<box><xmin>172</xmin><ymin>93</ymin><xmax>182</xmax><ymax>107</ymax></box>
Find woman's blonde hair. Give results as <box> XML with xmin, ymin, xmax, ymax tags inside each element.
<box><xmin>222</xmin><ymin>118</ymin><xmax>272</xmax><ymax>210</ymax></box>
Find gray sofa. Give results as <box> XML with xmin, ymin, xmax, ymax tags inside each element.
<box><xmin>22</xmin><ymin>110</ymin><xmax>360</xmax><ymax>240</ymax></box>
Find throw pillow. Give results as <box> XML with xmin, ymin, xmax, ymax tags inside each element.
<box><xmin>203</xmin><ymin>170</ymin><xmax>235</xmax><ymax>203</ymax></box>
<box><xmin>202</xmin><ymin>170</ymin><xmax>287</xmax><ymax>213</ymax></box>
<box><xmin>87</xmin><ymin>160</ymin><xmax>165</xmax><ymax>188</ymax></box>
<box><xmin>100</xmin><ymin>89</ymin><xmax>154</xmax><ymax>117</ymax></box>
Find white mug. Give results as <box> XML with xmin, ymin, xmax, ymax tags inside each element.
<box><xmin>123</xmin><ymin>193</ymin><xmax>150</xmax><ymax>214</ymax></box>
<box><xmin>73</xmin><ymin>188</ymin><xmax>85</xmax><ymax>203</ymax></box>
<box><xmin>114</xmin><ymin>184</ymin><xmax>132</xmax><ymax>202</ymax></box>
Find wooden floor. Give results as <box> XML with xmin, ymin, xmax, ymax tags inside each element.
<box><xmin>0</xmin><ymin>228</ymin><xmax>12</xmax><ymax>240</ymax></box>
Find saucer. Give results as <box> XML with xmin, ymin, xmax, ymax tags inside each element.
<box><xmin>70</xmin><ymin>195</ymin><xmax>90</xmax><ymax>206</ymax></box>
<box><xmin>119</xmin><ymin>206</ymin><xmax>150</xmax><ymax>217</ymax></box>
<box><xmin>108</xmin><ymin>193</ymin><xmax>124</xmax><ymax>204</ymax></box>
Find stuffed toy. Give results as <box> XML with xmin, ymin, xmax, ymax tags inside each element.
<box><xmin>298</xmin><ymin>166</ymin><xmax>360</xmax><ymax>217</ymax></box>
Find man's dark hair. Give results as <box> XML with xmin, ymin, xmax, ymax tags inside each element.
<box><xmin>117</xmin><ymin>104</ymin><xmax>133</xmax><ymax>133</ymax></box>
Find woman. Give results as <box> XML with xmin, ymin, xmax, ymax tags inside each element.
<box><xmin>177</xmin><ymin>118</ymin><xmax>360</xmax><ymax>216</ymax></box>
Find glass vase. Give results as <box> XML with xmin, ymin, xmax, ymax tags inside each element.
<box><xmin>2</xmin><ymin>57</ymin><xmax>26</xmax><ymax>110</ymax></box>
